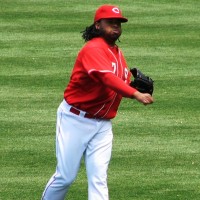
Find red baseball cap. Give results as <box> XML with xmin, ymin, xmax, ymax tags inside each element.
<box><xmin>94</xmin><ymin>5</ymin><xmax>128</xmax><ymax>23</ymax></box>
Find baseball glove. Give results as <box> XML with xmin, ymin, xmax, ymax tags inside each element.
<box><xmin>130</xmin><ymin>68</ymin><xmax>154</xmax><ymax>95</ymax></box>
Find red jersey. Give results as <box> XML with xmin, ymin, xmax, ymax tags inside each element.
<box><xmin>64</xmin><ymin>37</ymin><xmax>136</xmax><ymax>119</ymax></box>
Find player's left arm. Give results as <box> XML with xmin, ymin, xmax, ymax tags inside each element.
<box><xmin>91</xmin><ymin>71</ymin><xmax>154</xmax><ymax>105</ymax></box>
<box><xmin>91</xmin><ymin>71</ymin><xmax>137</xmax><ymax>97</ymax></box>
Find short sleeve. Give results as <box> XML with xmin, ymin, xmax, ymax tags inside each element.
<box><xmin>81</xmin><ymin>47</ymin><xmax>113</xmax><ymax>76</ymax></box>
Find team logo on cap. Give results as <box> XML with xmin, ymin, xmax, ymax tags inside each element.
<box><xmin>112</xmin><ymin>7</ymin><xmax>120</xmax><ymax>14</ymax></box>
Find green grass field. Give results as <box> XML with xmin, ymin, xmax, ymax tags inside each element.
<box><xmin>1</xmin><ymin>0</ymin><xmax>200</xmax><ymax>199</ymax></box>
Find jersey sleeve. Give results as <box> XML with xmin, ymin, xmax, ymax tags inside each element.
<box><xmin>81</xmin><ymin>47</ymin><xmax>113</xmax><ymax>81</ymax></box>
<box><xmin>92</xmin><ymin>71</ymin><xmax>137</xmax><ymax>98</ymax></box>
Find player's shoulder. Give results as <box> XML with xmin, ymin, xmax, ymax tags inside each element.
<box><xmin>82</xmin><ymin>37</ymin><xmax>107</xmax><ymax>51</ymax></box>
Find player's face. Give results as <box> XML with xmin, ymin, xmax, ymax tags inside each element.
<box><xmin>95</xmin><ymin>19</ymin><xmax>122</xmax><ymax>45</ymax></box>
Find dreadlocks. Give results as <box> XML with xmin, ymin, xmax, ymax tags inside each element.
<box><xmin>81</xmin><ymin>22</ymin><xmax>121</xmax><ymax>43</ymax></box>
<box><xmin>81</xmin><ymin>24</ymin><xmax>101</xmax><ymax>42</ymax></box>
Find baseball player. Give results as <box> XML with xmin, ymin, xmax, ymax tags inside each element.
<box><xmin>41</xmin><ymin>4</ymin><xmax>153</xmax><ymax>200</ymax></box>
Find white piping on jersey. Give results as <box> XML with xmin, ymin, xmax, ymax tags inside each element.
<box><xmin>94</xmin><ymin>104</ymin><xmax>105</xmax><ymax>116</ymax></box>
<box><xmin>102</xmin><ymin>93</ymin><xmax>118</xmax><ymax>118</ymax></box>
<box><xmin>118</xmin><ymin>50</ymin><xmax>123</xmax><ymax>79</ymax></box>
<box><xmin>88</xmin><ymin>69</ymin><xmax>113</xmax><ymax>74</ymax></box>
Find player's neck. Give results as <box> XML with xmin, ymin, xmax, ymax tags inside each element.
<box><xmin>100</xmin><ymin>36</ymin><xmax>116</xmax><ymax>47</ymax></box>
<box><xmin>106</xmin><ymin>39</ymin><xmax>116</xmax><ymax>47</ymax></box>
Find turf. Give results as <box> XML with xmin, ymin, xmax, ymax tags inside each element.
<box><xmin>0</xmin><ymin>0</ymin><xmax>200</xmax><ymax>199</ymax></box>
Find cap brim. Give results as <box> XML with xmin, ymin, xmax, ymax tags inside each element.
<box><xmin>120</xmin><ymin>18</ymin><xmax>128</xmax><ymax>23</ymax></box>
<box><xmin>105</xmin><ymin>16</ymin><xmax>128</xmax><ymax>23</ymax></box>
<box><xmin>95</xmin><ymin>16</ymin><xmax>128</xmax><ymax>23</ymax></box>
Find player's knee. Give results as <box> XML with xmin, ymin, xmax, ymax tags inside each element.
<box><xmin>87</xmin><ymin>167</ymin><xmax>107</xmax><ymax>184</ymax></box>
<box><xmin>61</xmin><ymin>174</ymin><xmax>76</xmax><ymax>187</ymax></box>
<box><xmin>88</xmin><ymin>174</ymin><xmax>108</xmax><ymax>191</ymax></box>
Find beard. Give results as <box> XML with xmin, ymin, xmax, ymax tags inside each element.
<box><xmin>98</xmin><ymin>28</ymin><xmax>121</xmax><ymax>44</ymax></box>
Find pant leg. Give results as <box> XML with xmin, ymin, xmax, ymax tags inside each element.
<box><xmin>42</xmin><ymin>103</ymin><xmax>91</xmax><ymax>200</ymax></box>
<box><xmin>85</xmin><ymin>120</ymin><xmax>113</xmax><ymax>200</ymax></box>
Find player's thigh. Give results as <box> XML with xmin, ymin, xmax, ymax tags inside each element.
<box><xmin>85</xmin><ymin>120</ymin><xmax>113</xmax><ymax>174</ymax></box>
<box><xmin>55</xmin><ymin>111</ymin><xmax>88</xmax><ymax>179</ymax></box>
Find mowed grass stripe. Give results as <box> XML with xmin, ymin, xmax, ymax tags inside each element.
<box><xmin>1</xmin><ymin>0</ymin><xmax>200</xmax><ymax>199</ymax></box>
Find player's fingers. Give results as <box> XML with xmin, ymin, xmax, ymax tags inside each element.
<box><xmin>143</xmin><ymin>96</ymin><xmax>154</xmax><ymax>105</ymax></box>
<box><xmin>145</xmin><ymin>94</ymin><xmax>154</xmax><ymax>103</ymax></box>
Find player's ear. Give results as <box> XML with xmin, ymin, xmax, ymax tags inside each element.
<box><xmin>95</xmin><ymin>21</ymin><xmax>100</xmax><ymax>30</ymax></box>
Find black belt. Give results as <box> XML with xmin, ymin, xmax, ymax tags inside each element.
<box><xmin>69</xmin><ymin>107</ymin><xmax>94</xmax><ymax>119</ymax></box>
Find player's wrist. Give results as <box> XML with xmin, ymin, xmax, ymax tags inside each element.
<box><xmin>133</xmin><ymin>91</ymin><xmax>154</xmax><ymax>105</ymax></box>
<box><xmin>131</xmin><ymin>90</ymin><xmax>139</xmax><ymax>99</ymax></box>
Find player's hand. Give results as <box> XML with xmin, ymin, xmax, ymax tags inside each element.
<box><xmin>132</xmin><ymin>91</ymin><xmax>154</xmax><ymax>105</ymax></box>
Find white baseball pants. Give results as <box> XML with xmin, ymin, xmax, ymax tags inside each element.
<box><xmin>41</xmin><ymin>100</ymin><xmax>113</xmax><ymax>200</ymax></box>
